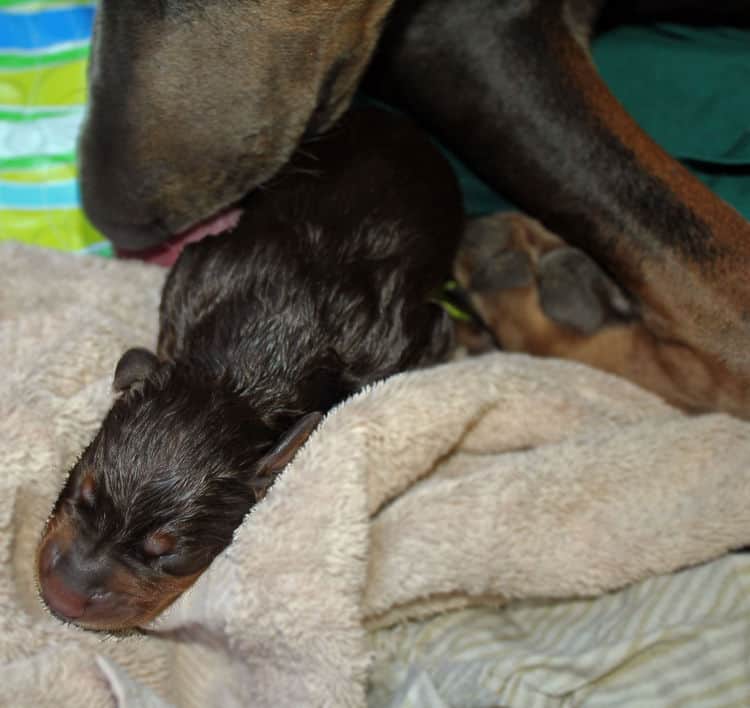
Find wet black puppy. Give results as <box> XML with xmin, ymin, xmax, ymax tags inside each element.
<box><xmin>36</xmin><ymin>107</ymin><xmax>464</xmax><ymax>630</ymax></box>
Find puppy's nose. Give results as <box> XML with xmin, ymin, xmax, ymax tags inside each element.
<box><xmin>40</xmin><ymin>568</ymin><xmax>88</xmax><ymax>620</ymax></box>
<box><xmin>38</xmin><ymin>538</ymin><xmax>88</xmax><ymax>620</ymax></box>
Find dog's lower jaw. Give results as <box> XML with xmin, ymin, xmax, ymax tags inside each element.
<box><xmin>114</xmin><ymin>208</ymin><xmax>245</xmax><ymax>266</ymax></box>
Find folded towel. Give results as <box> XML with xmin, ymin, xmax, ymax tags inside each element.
<box><xmin>2</xmin><ymin>243</ymin><xmax>750</xmax><ymax>707</ymax></box>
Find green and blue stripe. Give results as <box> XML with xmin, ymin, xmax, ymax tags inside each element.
<box><xmin>0</xmin><ymin>0</ymin><xmax>102</xmax><ymax>252</ymax></box>
<box><xmin>0</xmin><ymin>179</ymin><xmax>78</xmax><ymax>208</ymax></box>
<box><xmin>0</xmin><ymin>6</ymin><xmax>94</xmax><ymax>50</ymax></box>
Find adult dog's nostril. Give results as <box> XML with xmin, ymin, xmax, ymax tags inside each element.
<box><xmin>40</xmin><ymin>570</ymin><xmax>88</xmax><ymax>620</ymax></box>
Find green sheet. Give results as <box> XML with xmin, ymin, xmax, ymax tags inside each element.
<box><xmin>457</xmin><ymin>23</ymin><xmax>750</xmax><ymax>217</ymax></box>
<box><xmin>594</xmin><ymin>24</ymin><xmax>750</xmax><ymax>220</ymax></box>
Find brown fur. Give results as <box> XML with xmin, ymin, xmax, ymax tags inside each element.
<box><xmin>555</xmin><ymin>25</ymin><xmax>750</xmax><ymax>360</ymax></box>
<box><xmin>39</xmin><ymin>107</ymin><xmax>464</xmax><ymax>630</ymax></box>
<box><xmin>79</xmin><ymin>0</ymin><xmax>397</xmax><ymax>247</ymax></box>
<box><xmin>79</xmin><ymin>0</ymin><xmax>750</xmax><ymax>411</ymax></box>
<box><xmin>456</xmin><ymin>213</ymin><xmax>750</xmax><ymax>416</ymax></box>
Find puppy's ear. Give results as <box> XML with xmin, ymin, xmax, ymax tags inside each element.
<box><xmin>113</xmin><ymin>347</ymin><xmax>159</xmax><ymax>392</ymax></box>
<box><xmin>250</xmin><ymin>412</ymin><xmax>323</xmax><ymax>501</ymax></box>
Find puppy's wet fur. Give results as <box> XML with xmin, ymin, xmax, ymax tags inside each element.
<box><xmin>36</xmin><ymin>107</ymin><xmax>464</xmax><ymax>630</ymax></box>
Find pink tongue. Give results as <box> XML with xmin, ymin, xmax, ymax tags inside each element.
<box><xmin>116</xmin><ymin>208</ymin><xmax>243</xmax><ymax>267</ymax></box>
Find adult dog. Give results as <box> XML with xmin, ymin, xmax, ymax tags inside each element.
<box><xmin>79</xmin><ymin>0</ymin><xmax>750</xmax><ymax>415</ymax></box>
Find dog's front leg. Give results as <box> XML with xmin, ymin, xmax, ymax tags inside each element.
<box><xmin>367</xmin><ymin>0</ymin><xmax>750</xmax><ymax>414</ymax></box>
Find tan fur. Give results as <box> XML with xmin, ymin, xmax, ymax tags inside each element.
<box><xmin>457</xmin><ymin>212</ymin><xmax>750</xmax><ymax>417</ymax></box>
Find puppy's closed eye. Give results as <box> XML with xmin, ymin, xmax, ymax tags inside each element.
<box><xmin>78</xmin><ymin>474</ymin><xmax>97</xmax><ymax>508</ymax></box>
<box><xmin>143</xmin><ymin>531</ymin><xmax>176</xmax><ymax>558</ymax></box>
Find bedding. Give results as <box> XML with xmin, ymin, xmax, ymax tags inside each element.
<box><xmin>2</xmin><ymin>6</ymin><xmax>750</xmax><ymax>707</ymax></box>
<box><xmin>369</xmin><ymin>557</ymin><xmax>750</xmax><ymax>707</ymax></box>
<box><xmin>0</xmin><ymin>0</ymin><xmax>103</xmax><ymax>253</ymax></box>
<box><xmin>2</xmin><ymin>242</ymin><xmax>750</xmax><ymax>707</ymax></box>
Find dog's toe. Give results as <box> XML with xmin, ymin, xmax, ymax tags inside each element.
<box><xmin>538</xmin><ymin>248</ymin><xmax>633</xmax><ymax>335</ymax></box>
<box><xmin>470</xmin><ymin>249</ymin><xmax>534</xmax><ymax>291</ymax></box>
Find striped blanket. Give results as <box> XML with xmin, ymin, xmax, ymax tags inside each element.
<box><xmin>0</xmin><ymin>0</ymin><xmax>108</xmax><ymax>255</ymax></box>
<box><xmin>370</xmin><ymin>556</ymin><xmax>750</xmax><ymax>707</ymax></box>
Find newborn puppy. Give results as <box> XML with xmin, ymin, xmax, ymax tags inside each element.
<box><xmin>36</xmin><ymin>107</ymin><xmax>464</xmax><ymax>630</ymax></box>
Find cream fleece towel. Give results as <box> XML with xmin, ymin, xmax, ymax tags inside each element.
<box><xmin>2</xmin><ymin>242</ymin><xmax>750</xmax><ymax>707</ymax></box>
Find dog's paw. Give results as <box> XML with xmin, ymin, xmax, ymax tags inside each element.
<box><xmin>455</xmin><ymin>212</ymin><xmax>633</xmax><ymax>352</ymax></box>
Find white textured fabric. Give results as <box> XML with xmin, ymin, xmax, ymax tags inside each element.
<box><xmin>2</xmin><ymin>242</ymin><xmax>750</xmax><ymax>707</ymax></box>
